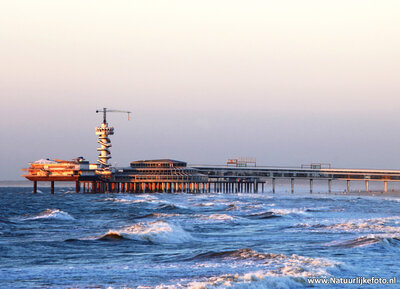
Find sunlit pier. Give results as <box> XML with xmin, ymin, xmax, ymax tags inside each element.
<box><xmin>21</xmin><ymin>108</ymin><xmax>400</xmax><ymax>194</ymax></box>
<box><xmin>22</xmin><ymin>158</ymin><xmax>400</xmax><ymax>194</ymax></box>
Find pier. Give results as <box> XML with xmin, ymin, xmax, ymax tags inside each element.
<box><xmin>22</xmin><ymin>158</ymin><xmax>400</xmax><ymax>194</ymax></box>
<box><xmin>21</xmin><ymin>108</ymin><xmax>400</xmax><ymax>194</ymax></box>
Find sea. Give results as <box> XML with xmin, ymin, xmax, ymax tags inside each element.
<box><xmin>1</xmin><ymin>182</ymin><xmax>400</xmax><ymax>288</ymax></box>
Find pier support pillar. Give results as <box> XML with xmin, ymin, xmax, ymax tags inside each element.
<box><xmin>272</xmin><ymin>178</ymin><xmax>276</xmax><ymax>193</ymax></box>
<box><xmin>347</xmin><ymin>180</ymin><xmax>350</xmax><ymax>193</ymax></box>
<box><xmin>50</xmin><ymin>181</ymin><xmax>55</xmax><ymax>194</ymax></box>
<box><xmin>33</xmin><ymin>181</ymin><xmax>37</xmax><ymax>194</ymax></box>
<box><xmin>384</xmin><ymin>181</ymin><xmax>388</xmax><ymax>193</ymax></box>
<box><xmin>291</xmin><ymin>178</ymin><xmax>294</xmax><ymax>194</ymax></box>
<box><xmin>365</xmin><ymin>180</ymin><xmax>369</xmax><ymax>192</ymax></box>
<box><xmin>75</xmin><ymin>181</ymin><xmax>80</xmax><ymax>193</ymax></box>
<box><xmin>309</xmin><ymin>179</ymin><xmax>313</xmax><ymax>194</ymax></box>
<box><xmin>328</xmin><ymin>179</ymin><xmax>332</xmax><ymax>193</ymax></box>
<box><xmin>262</xmin><ymin>182</ymin><xmax>264</xmax><ymax>193</ymax></box>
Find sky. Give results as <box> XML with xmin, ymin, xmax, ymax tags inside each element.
<box><xmin>1</xmin><ymin>0</ymin><xmax>400</xmax><ymax>180</ymax></box>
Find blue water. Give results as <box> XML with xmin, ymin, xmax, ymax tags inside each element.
<box><xmin>1</xmin><ymin>187</ymin><xmax>400</xmax><ymax>288</ymax></box>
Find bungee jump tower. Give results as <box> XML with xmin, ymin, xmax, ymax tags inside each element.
<box><xmin>95</xmin><ymin>108</ymin><xmax>130</xmax><ymax>173</ymax></box>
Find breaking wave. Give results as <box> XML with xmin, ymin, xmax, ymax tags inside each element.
<box><xmin>269</xmin><ymin>208</ymin><xmax>311</xmax><ymax>216</ymax></box>
<box><xmin>98</xmin><ymin>231</ymin><xmax>127</xmax><ymax>241</ymax></box>
<box><xmin>103</xmin><ymin>220</ymin><xmax>193</xmax><ymax>244</ymax></box>
<box><xmin>23</xmin><ymin>209</ymin><xmax>75</xmax><ymax>221</ymax></box>
<box><xmin>177</xmin><ymin>248</ymin><xmax>341</xmax><ymax>288</ymax></box>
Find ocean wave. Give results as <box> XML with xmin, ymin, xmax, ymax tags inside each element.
<box><xmin>192</xmin><ymin>248</ymin><xmax>284</xmax><ymax>261</ymax></box>
<box><xmin>106</xmin><ymin>220</ymin><xmax>193</xmax><ymax>244</ymax></box>
<box><xmin>224</xmin><ymin>204</ymin><xmax>239</xmax><ymax>211</ymax></box>
<box><xmin>327</xmin><ymin>234</ymin><xmax>400</xmax><ymax>249</ymax></box>
<box><xmin>247</xmin><ymin>211</ymin><xmax>281</xmax><ymax>219</ymax></box>
<box><xmin>383</xmin><ymin>197</ymin><xmax>400</xmax><ymax>203</ymax></box>
<box><xmin>169</xmin><ymin>249</ymin><xmax>340</xmax><ymax>288</ymax></box>
<box><xmin>98</xmin><ymin>231</ymin><xmax>127</xmax><ymax>241</ymax></box>
<box><xmin>22</xmin><ymin>209</ymin><xmax>75</xmax><ymax>221</ymax></box>
<box><xmin>292</xmin><ymin>216</ymin><xmax>400</xmax><ymax>233</ymax></box>
<box><xmin>195</xmin><ymin>202</ymin><xmax>216</xmax><ymax>207</ymax></box>
<box><xmin>158</xmin><ymin>203</ymin><xmax>180</xmax><ymax>210</ymax></box>
<box><xmin>269</xmin><ymin>208</ymin><xmax>311</xmax><ymax>216</ymax></box>
<box><xmin>304</xmin><ymin>207</ymin><xmax>330</xmax><ymax>212</ymax></box>
<box><xmin>104</xmin><ymin>195</ymin><xmax>159</xmax><ymax>204</ymax></box>
<box><xmin>135</xmin><ymin>213</ymin><xmax>180</xmax><ymax>219</ymax></box>
<box><xmin>247</xmin><ymin>208</ymin><xmax>310</xmax><ymax>219</ymax></box>
<box><xmin>197</xmin><ymin>214</ymin><xmax>234</xmax><ymax>221</ymax></box>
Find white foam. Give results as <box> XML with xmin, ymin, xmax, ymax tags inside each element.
<box><xmin>294</xmin><ymin>216</ymin><xmax>400</xmax><ymax>233</ymax></box>
<box><xmin>24</xmin><ymin>209</ymin><xmax>75</xmax><ymax>221</ymax></box>
<box><xmin>195</xmin><ymin>202</ymin><xmax>215</xmax><ymax>207</ymax></box>
<box><xmin>105</xmin><ymin>194</ymin><xmax>159</xmax><ymax>204</ymax></box>
<box><xmin>113</xmin><ymin>220</ymin><xmax>193</xmax><ymax>243</ymax></box>
<box><xmin>198</xmin><ymin>214</ymin><xmax>234</xmax><ymax>221</ymax></box>
<box><xmin>156</xmin><ymin>250</ymin><xmax>339</xmax><ymax>289</ymax></box>
<box><xmin>268</xmin><ymin>208</ymin><xmax>310</xmax><ymax>216</ymax></box>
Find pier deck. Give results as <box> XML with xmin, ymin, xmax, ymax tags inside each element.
<box><xmin>23</xmin><ymin>159</ymin><xmax>400</xmax><ymax>194</ymax></box>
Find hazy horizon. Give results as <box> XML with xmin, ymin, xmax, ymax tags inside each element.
<box><xmin>1</xmin><ymin>0</ymin><xmax>400</xmax><ymax>180</ymax></box>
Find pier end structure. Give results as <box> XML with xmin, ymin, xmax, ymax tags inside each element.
<box><xmin>22</xmin><ymin>158</ymin><xmax>211</xmax><ymax>193</ymax></box>
<box><xmin>21</xmin><ymin>157</ymin><xmax>98</xmax><ymax>193</ymax></box>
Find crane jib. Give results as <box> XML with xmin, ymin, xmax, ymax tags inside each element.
<box><xmin>96</xmin><ymin>108</ymin><xmax>131</xmax><ymax>123</ymax></box>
